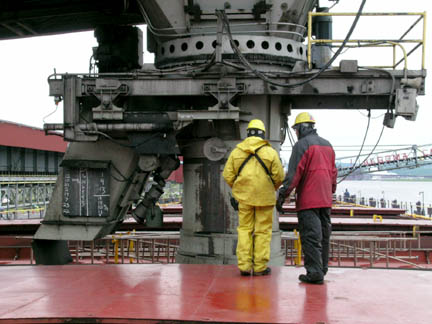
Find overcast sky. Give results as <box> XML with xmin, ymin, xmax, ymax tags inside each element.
<box><xmin>0</xmin><ymin>0</ymin><xmax>430</xmax><ymax>160</ymax></box>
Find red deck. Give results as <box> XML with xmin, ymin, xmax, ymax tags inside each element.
<box><xmin>0</xmin><ymin>264</ymin><xmax>431</xmax><ymax>323</ymax></box>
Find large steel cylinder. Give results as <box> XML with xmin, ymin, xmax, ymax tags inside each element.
<box><xmin>139</xmin><ymin>0</ymin><xmax>317</xmax><ymax>68</ymax></box>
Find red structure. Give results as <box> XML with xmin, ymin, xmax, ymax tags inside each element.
<box><xmin>0</xmin><ymin>120</ymin><xmax>67</xmax><ymax>153</ymax></box>
<box><xmin>167</xmin><ymin>157</ymin><xmax>183</xmax><ymax>183</ymax></box>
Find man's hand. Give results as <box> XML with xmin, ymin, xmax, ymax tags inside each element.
<box><xmin>276</xmin><ymin>193</ymin><xmax>285</xmax><ymax>213</ymax></box>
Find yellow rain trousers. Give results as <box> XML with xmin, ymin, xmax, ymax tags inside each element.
<box><xmin>223</xmin><ymin>136</ymin><xmax>284</xmax><ymax>272</ymax></box>
<box><xmin>237</xmin><ymin>204</ymin><xmax>274</xmax><ymax>272</ymax></box>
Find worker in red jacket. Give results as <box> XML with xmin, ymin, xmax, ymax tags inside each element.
<box><xmin>277</xmin><ymin>112</ymin><xmax>337</xmax><ymax>284</ymax></box>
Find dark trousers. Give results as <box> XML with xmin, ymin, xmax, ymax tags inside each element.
<box><xmin>298</xmin><ymin>208</ymin><xmax>332</xmax><ymax>278</ymax></box>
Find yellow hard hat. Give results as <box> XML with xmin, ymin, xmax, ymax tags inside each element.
<box><xmin>247</xmin><ymin>119</ymin><xmax>266</xmax><ymax>132</ymax></box>
<box><xmin>292</xmin><ymin>112</ymin><xmax>315</xmax><ymax>128</ymax></box>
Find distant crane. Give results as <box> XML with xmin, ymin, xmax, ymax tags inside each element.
<box><xmin>337</xmin><ymin>144</ymin><xmax>432</xmax><ymax>178</ymax></box>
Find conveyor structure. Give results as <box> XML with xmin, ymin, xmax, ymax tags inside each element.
<box><xmin>0</xmin><ymin>0</ymin><xmax>425</xmax><ymax>265</ymax></box>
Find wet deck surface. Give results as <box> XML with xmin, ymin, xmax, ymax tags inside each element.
<box><xmin>0</xmin><ymin>264</ymin><xmax>431</xmax><ymax>323</ymax></box>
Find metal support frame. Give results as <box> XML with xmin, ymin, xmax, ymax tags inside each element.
<box><xmin>49</xmin><ymin>69</ymin><xmax>425</xmax><ymax>97</ymax></box>
<box><xmin>33</xmin><ymin>8</ymin><xmax>427</xmax><ymax>264</ymax></box>
<box><xmin>45</xmin><ymin>68</ymin><xmax>426</xmax><ymax>142</ymax></box>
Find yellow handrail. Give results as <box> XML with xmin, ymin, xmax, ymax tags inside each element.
<box><xmin>334</xmin><ymin>200</ymin><xmax>374</xmax><ymax>209</ymax></box>
<box><xmin>373</xmin><ymin>214</ymin><xmax>383</xmax><ymax>222</ymax></box>
<box><xmin>0</xmin><ymin>207</ymin><xmax>45</xmax><ymax>215</ymax></box>
<box><xmin>112</xmin><ymin>234</ymin><xmax>122</xmax><ymax>264</ymax></box>
<box><xmin>128</xmin><ymin>229</ymin><xmax>135</xmax><ymax>263</ymax></box>
<box><xmin>293</xmin><ymin>229</ymin><xmax>302</xmax><ymax>266</ymax></box>
<box><xmin>422</xmin><ymin>12</ymin><xmax>427</xmax><ymax>69</ymax></box>
<box><xmin>0</xmin><ymin>181</ymin><xmax>55</xmax><ymax>185</ymax></box>
<box><xmin>307</xmin><ymin>11</ymin><xmax>426</xmax><ymax>70</ymax></box>
<box><xmin>312</xmin><ymin>12</ymin><xmax>426</xmax><ymax>17</ymax></box>
<box><xmin>405</xmin><ymin>213</ymin><xmax>432</xmax><ymax>220</ymax></box>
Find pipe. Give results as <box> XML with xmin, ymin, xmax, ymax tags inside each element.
<box><xmin>44</xmin><ymin>123</ymin><xmax>168</xmax><ymax>132</ymax></box>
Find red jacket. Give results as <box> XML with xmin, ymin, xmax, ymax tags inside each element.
<box><xmin>281</xmin><ymin>129</ymin><xmax>337</xmax><ymax>211</ymax></box>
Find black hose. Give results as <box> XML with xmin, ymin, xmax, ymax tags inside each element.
<box><xmin>218</xmin><ymin>0</ymin><xmax>367</xmax><ymax>88</ymax></box>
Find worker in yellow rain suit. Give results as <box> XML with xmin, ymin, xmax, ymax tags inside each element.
<box><xmin>223</xmin><ymin>119</ymin><xmax>284</xmax><ymax>276</ymax></box>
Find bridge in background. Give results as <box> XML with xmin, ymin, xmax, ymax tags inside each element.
<box><xmin>336</xmin><ymin>144</ymin><xmax>432</xmax><ymax>178</ymax></box>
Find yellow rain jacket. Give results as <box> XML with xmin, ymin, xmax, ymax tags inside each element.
<box><xmin>223</xmin><ymin>136</ymin><xmax>285</xmax><ymax>206</ymax></box>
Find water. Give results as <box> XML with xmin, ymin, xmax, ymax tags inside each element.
<box><xmin>337</xmin><ymin>180</ymin><xmax>432</xmax><ymax>207</ymax></box>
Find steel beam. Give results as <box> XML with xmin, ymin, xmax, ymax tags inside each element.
<box><xmin>50</xmin><ymin>69</ymin><xmax>425</xmax><ymax>103</ymax></box>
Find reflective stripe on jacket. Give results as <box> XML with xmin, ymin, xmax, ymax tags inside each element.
<box><xmin>223</xmin><ymin>136</ymin><xmax>285</xmax><ymax>206</ymax></box>
<box><xmin>282</xmin><ymin>129</ymin><xmax>337</xmax><ymax>211</ymax></box>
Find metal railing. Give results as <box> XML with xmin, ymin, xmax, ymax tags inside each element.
<box><xmin>2</xmin><ymin>231</ymin><xmax>430</xmax><ymax>270</ymax></box>
<box><xmin>71</xmin><ymin>232</ymin><xmax>180</xmax><ymax>265</ymax></box>
<box><xmin>282</xmin><ymin>230</ymin><xmax>427</xmax><ymax>269</ymax></box>
<box><xmin>307</xmin><ymin>12</ymin><xmax>427</xmax><ymax>70</ymax></box>
<box><xmin>0</xmin><ymin>176</ymin><xmax>55</xmax><ymax>219</ymax></box>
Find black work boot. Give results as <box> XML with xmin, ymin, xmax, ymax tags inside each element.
<box><xmin>240</xmin><ymin>270</ymin><xmax>251</xmax><ymax>276</ymax></box>
<box><xmin>299</xmin><ymin>273</ymin><xmax>324</xmax><ymax>284</ymax></box>
<box><xmin>253</xmin><ymin>267</ymin><xmax>271</xmax><ymax>276</ymax></box>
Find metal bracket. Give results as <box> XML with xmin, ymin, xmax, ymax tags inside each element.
<box><xmin>174</xmin><ymin>109</ymin><xmax>240</xmax><ymax>131</ymax></box>
<box><xmin>361</xmin><ymin>80</ymin><xmax>375</xmax><ymax>93</ymax></box>
<box><xmin>395</xmin><ymin>88</ymin><xmax>418</xmax><ymax>120</ymax></box>
<box><xmin>176</xmin><ymin>109</ymin><xmax>240</xmax><ymax>121</ymax></box>
<box><xmin>87</xmin><ymin>79</ymin><xmax>129</xmax><ymax>120</ymax></box>
<box><xmin>203</xmin><ymin>78</ymin><xmax>245</xmax><ymax>110</ymax></box>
